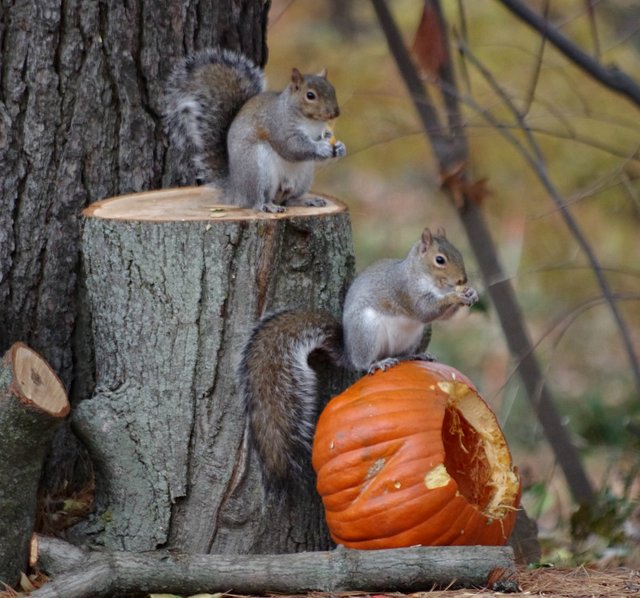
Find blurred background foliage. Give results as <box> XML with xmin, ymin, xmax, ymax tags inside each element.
<box><xmin>266</xmin><ymin>0</ymin><xmax>639</xmax><ymax>564</ymax></box>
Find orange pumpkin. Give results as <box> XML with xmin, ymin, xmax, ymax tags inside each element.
<box><xmin>312</xmin><ymin>361</ymin><xmax>520</xmax><ymax>549</ymax></box>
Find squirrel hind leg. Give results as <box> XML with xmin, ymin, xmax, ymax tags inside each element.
<box><xmin>367</xmin><ymin>356</ymin><xmax>400</xmax><ymax>375</ymax></box>
<box><xmin>283</xmin><ymin>196</ymin><xmax>327</xmax><ymax>209</ymax></box>
<box><xmin>260</xmin><ymin>202</ymin><xmax>286</xmax><ymax>213</ymax></box>
<box><xmin>407</xmin><ymin>351</ymin><xmax>437</xmax><ymax>362</ymax></box>
<box><xmin>367</xmin><ymin>352</ymin><xmax>436</xmax><ymax>375</ymax></box>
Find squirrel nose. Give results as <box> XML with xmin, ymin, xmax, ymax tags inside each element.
<box><xmin>457</xmin><ymin>277</ymin><xmax>467</xmax><ymax>286</ymax></box>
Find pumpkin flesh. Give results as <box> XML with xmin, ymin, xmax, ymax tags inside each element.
<box><xmin>312</xmin><ymin>361</ymin><xmax>520</xmax><ymax>549</ymax></box>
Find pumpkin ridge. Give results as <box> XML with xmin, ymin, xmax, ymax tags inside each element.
<box><xmin>314</xmin><ymin>423</ymin><xmax>444</xmax><ymax>466</ymax></box>
<box><xmin>422</xmin><ymin>499</ymin><xmax>479</xmax><ymax>545</ymax></box>
<box><xmin>317</xmin><ymin>440</ymin><xmax>446</xmax><ymax>512</ymax></box>
<box><xmin>327</xmin><ymin>480</ymin><xmax>457</xmax><ymax>541</ymax></box>
<box><xmin>316</xmin><ymin>436</ymin><xmax>445</xmax><ymax>491</ymax></box>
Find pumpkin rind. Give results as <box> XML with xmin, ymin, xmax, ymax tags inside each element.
<box><xmin>312</xmin><ymin>361</ymin><xmax>520</xmax><ymax>549</ymax></box>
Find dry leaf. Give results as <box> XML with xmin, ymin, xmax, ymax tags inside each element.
<box><xmin>440</xmin><ymin>162</ymin><xmax>491</xmax><ymax>207</ymax></box>
<box><xmin>412</xmin><ymin>1</ymin><xmax>448</xmax><ymax>79</ymax></box>
<box><xmin>466</xmin><ymin>177</ymin><xmax>491</xmax><ymax>205</ymax></box>
<box><xmin>439</xmin><ymin>161</ymin><xmax>466</xmax><ymax>208</ymax></box>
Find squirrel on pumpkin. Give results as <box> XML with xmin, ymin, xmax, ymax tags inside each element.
<box><xmin>164</xmin><ymin>47</ymin><xmax>346</xmax><ymax>213</ymax></box>
<box><xmin>240</xmin><ymin>227</ymin><xmax>479</xmax><ymax>490</ymax></box>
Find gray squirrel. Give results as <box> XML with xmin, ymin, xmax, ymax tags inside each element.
<box><xmin>164</xmin><ymin>47</ymin><xmax>346</xmax><ymax>212</ymax></box>
<box><xmin>240</xmin><ymin>227</ymin><xmax>479</xmax><ymax>490</ymax></box>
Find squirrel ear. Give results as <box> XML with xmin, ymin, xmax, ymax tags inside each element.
<box><xmin>317</xmin><ymin>68</ymin><xmax>328</xmax><ymax>78</ymax></box>
<box><xmin>436</xmin><ymin>226</ymin><xmax>447</xmax><ymax>238</ymax></box>
<box><xmin>291</xmin><ymin>68</ymin><xmax>303</xmax><ymax>88</ymax></box>
<box><xmin>420</xmin><ymin>228</ymin><xmax>433</xmax><ymax>254</ymax></box>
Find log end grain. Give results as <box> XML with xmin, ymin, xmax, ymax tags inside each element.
<box><xmin>8</xmin><ymin>343</ymin><xmax>69</xmax><ymax>418</ymax></box>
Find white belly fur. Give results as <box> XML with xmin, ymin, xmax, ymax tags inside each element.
<box><xmin>364</xmin><ymin>308</ymin><xmax>425</xmax><ymax>359</ymax></box>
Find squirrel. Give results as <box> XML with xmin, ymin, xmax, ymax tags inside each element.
<box><xmin>240</xmin><ymin>227</ymin><xmax>479</xmax><ymax>490</ymax></box>
<box><xmin>164</xmin><ymin>47</ymin><xmax>346</xmax><ymax>213</ymax></box>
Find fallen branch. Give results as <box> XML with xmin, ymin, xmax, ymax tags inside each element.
<box><xmin>33</xmin><ymin>535</ymin><xmax>517</xmax><ymax>598</ymax></box>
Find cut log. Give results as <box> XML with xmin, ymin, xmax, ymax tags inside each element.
<box><xmin>33</xmin><ymin>534</ymin><xmax>518</xmax><ymax>598</ymax></box>
<box><xmin>73</xmin><ymin>186</ymin><xmax>355</xmax><ymax>553</ymax></box>
<box><xmin>0</xmin><ymin>344</ymin><xmax>69</xmax><ymax>588</ymax></box>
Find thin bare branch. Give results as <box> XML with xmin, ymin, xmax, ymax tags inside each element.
<box><xmin>585</xmin><ymin>0</ymin><xmax>602</xmax><ymax>60</ymax></box>
<box><xmin>489</xmin><ymin>292</ymin><xmax>640</xmax><ymax>417</ymax></box>
<box><xmin>464</xmin><ymin>123</ymin><xmax>640</xmax><ymax>162</ymax></box>
<box><xmin>370</xmin><ymin>0</ymin><xmax>595</xmax><ymax>504</ymax></box>
<box><xmin>495</xmin><ymin>0</ymin><xmax>640</xmax><ymax>107</ymax></box>
<box><xmin>523</xmin><ymin>0</ymin><xmax>549</xmax><ymax>116</ymax></box>
<box><xmin>621</xmin><ymin>169</ymin><xmax>640</xmax><ymax>212</ymax></box>
<box><xmin>369</xmin><ymin>1</ymin><xmax>450</xmax><ymax>162</ymax></box>
<box><xmin>536</xmin><ymin>158</ymin><xmax>640</xmax><ymax>215</ymax></box>
<box><xmin>456</xmin><ymin>36</ymin><xmax>640</xmax><ymax>393</ymax></box>
<box><xmin>454</xmin><ymin>2</ymin><xmax>473</xmax><ymax>95</ymax></box>
<box><xmin>544</xmin><ymin>293</ymin><xmax>640</xmax><ymax>365</ymax></box>
<box><xmin>350</xmin><ymin>121</ymin><xmax>640</xmax><ymax>164</ymax></box>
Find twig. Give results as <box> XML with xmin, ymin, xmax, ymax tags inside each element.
<box><xmin>546</xmin><ymin>293</ymin><xmax>640</xmax><ymax>357</ymax></box>
<box><xmin>522</xmin><ymin>0</ymin><xmax>549</xmax><ymax>116</ymax></box>
<box><xmin>494</xmin><ymin>0</ymin><xmax>640</xmax><ymax>107</ymax></box>
<box><xmin>370</xmin><ymin>0</ymin><xmax>594</xmax><ymax>504</ymax></box>
<box><xmin>456</xmin><ymin>36</ymin><xmax>640</xmax><ymax>393</ymax></box>
<box><xmin>466</xmin><ymin>122</ymin><xmax>640</xmax><ymax>162</ymax></box>
<box><xmin>585</xmin><ymin>0</ymin><xmax>601</xmax><ymax>60</ymax></box>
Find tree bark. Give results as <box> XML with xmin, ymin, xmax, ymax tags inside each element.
<box><xmin>0</xmin><ymin>344</ymin><xmax>68</xmax><ymax>588</ymax></box>
<box><xmin>34</xmin><ymin>535</ymin><xmax>517</xmax><ymax>598</ymax></box>
<box><xmin>0</xmin><ymin>0</ymin><xmax>270</xmax><ymax>500</ymax></box>
<box><xmin>73</xmin><ymin>187</ymin><xmax>355</xmax><ymax>553</ymax></box>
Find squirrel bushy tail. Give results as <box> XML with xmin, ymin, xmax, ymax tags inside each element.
<box><xmin>240</xmin><ymin>309</ymin><xmax>344</xmax><ymax>489</ymax></box>
<box><xmin>164</xmin><ymin>47</ymin><xmax>265</xmax><ymax>182</ymax></box>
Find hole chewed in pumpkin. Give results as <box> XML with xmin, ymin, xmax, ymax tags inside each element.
<box><xmin>439</xmin><ymin>380</ymin><xmax>520</xmax><ymax>521</ymax></box>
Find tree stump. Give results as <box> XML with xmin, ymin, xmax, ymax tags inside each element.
<box><xmin>0</xmin><ymin>343</ymin><xmax>69</xmax><ymax>588</ymax></box>
<box><xmin>73</xmin><ymin>186</ymin><xmax>355</xmax><ymax>554</ymax></box>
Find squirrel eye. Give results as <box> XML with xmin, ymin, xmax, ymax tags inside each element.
<box><xmin>435</xmin><ymin>254</ymin><xmax>447</xmax><ymax>266</ymax></box>
<box><xmin>306</xmin><ymin>90</ymin><xmax>316</xmax><ymax>100</ymax></box>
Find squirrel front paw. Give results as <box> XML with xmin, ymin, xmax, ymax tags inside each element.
<box><xmin>317</xmin><ymin>139</ymin><xmax>346</xmax><ymax>159</ymax></box>
<box><xmin>332</xmin><ymin>140</ymin><xmax>346</xmax><ymax>158</ymax></box>
<box><xmin>302</xmin><ymin>196</ymin><xmax>328</xmax><ymax>207</ymax></box>
<box><xmin>456</xmin><ymin>286</ymin><xmax>479</xmax><ymax>306</ymax></box>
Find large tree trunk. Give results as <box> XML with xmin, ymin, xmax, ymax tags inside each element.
<box><xmin>0</xmin><ymin>0</ymin><xmax>270</xmax><ymax>502</ymax></box>
<box><xmin>73</xmin><ymin>187</ymin><xmax>354</xmax><ymax>553</ymax></box>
